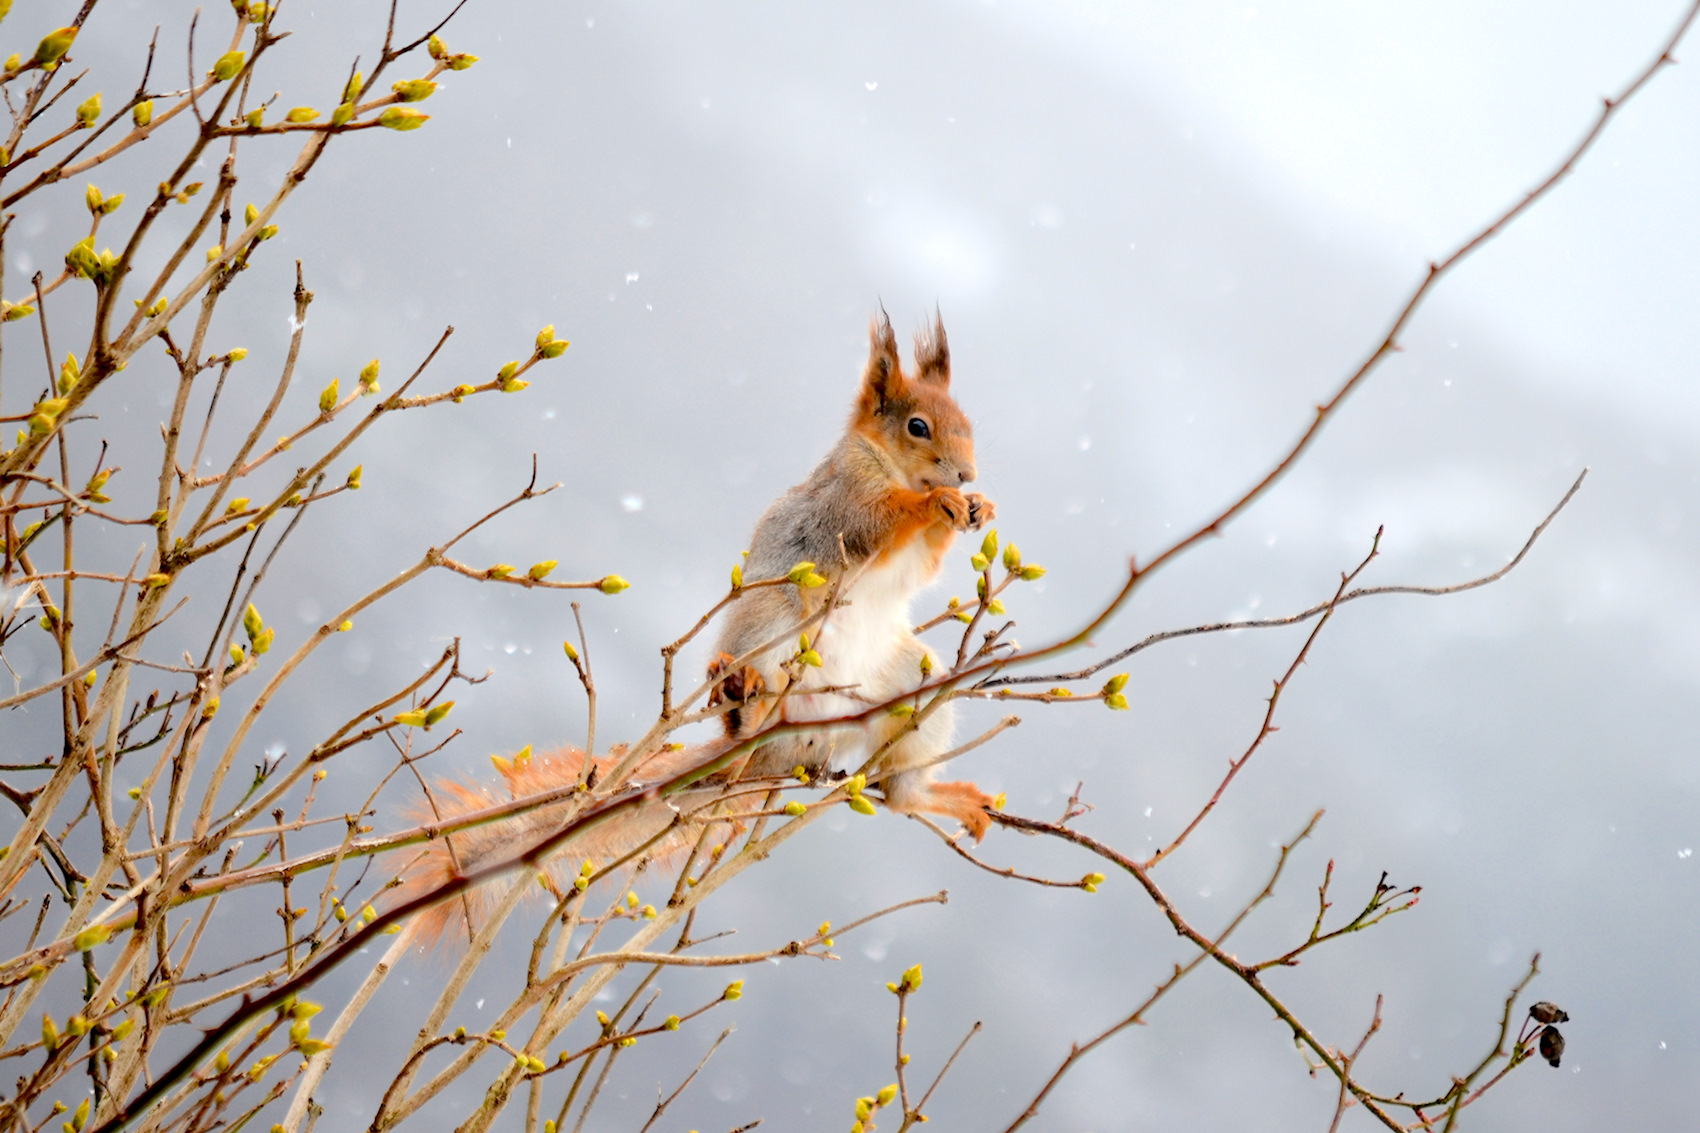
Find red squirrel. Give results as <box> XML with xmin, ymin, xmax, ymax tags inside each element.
<box><xmin>395</xmin><ymin>313</ymin><xmax>998</xmax><ymax>942</ymax></box>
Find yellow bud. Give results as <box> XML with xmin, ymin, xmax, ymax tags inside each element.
<box><xmin>848</xmin><ymin>795</ymin><xmax>877</xmax><ymax>816</ymax></box>
<box><xmin>243</xmin><ymin>603</ymin><xmax>264</xmax><ymax>639</ymax></box>
<box><xmin>132</xmin><ymin>99</ymin><xmax>153</xmax><ymax>127</ymax></box>
<box><xmin>799</xmin><ymin>650</ymin><xmax>823</xmax><ymax>667</ymax></box>
<box><xmin>919</xmin><ymin>653</ymin><xmax>933</xmax><ymax>677</ymax></box>
<box><xmin>722</xmin><ymin>980</ymin><xmax>743</xmax><ymax>1000</ymax></box>
<box><xmin>377</xmin><ymin>106</ymin><xmax>429</xmax><ymax>131</ymax></box>
<box><xmin>449</xmin><ymin>383</ymin><xmax>474</xmax><ymax>402</ymax></box>
<box><xmin>1103</xmin><ymin>673</ymin><xmax>1129</xmax><ymax>695</ymax></box>
<box><xmin>786</xmin><ymin>561</ymin><xmax>817</xmax><ymax>583</ymax></box>
<box><xmin>338</xmin><ymin>620</ymin><xmax>353</xmax><ymax>632</ymax></box>
<box><xmin>1104</xmin><ymin>692</ymin><xmax>1129</xmax><ymax>711</ymax></box>
<box><xmin>562</xmin><ymin>638</ymin><xmax>579</xmax><ymax>661</ymax></box>
<box><xmin>783</xmin><ymin>801</ymin><xmax>806</xmax><ymax>817</ymax></box>
<box><xmin>527</xmin><ymin>560</ymin><xmax>557</xmax><ymax>581</ymax></box>
<box><xmin>211</xmin><ymin>50</ymin><xmax>245</xmax><ymax>81</ymax></box>
<box><xmin>1019</xmin><ymin>564</ymin><xmax>1046</xmax><ymax>581</ymax></box>
<box><xmin>252</xmin><ymin>626</ymin><xmax>275</xmax><ymax>654</ymax></box>
<box><xmin>68</xmin><ymin>1014</ymin><xmax>90</xmax><ymax>1037</ymax></box>
<box><xmin>539</xmin><ymin>340</ymin><xmax>569</xmax><ymax>359</ymax></box>
<box><xmin>626</xmin><ymin>890</ymin><xmax>639</xmax><ymax>907</ymax></box>
<box><xmin>393</xmin><ymin>79</ymin><xmax>438</xmax><ymax>102</ymax></box>
<box><xmin>206</xmin><ymin>244</ymin><xmax>224</xmax><ymax>263</ymax></box>
<box><xmin>345</xmin><ymin>464</ymin><xmax>362</xmax><ymax>489</ymax></box>
<box><xmin>73</xmin><ymin>924</ymin><xmax>110</xmax><ymax>951</ymax></box>
<box><xmin>144</xmin><ymin>573</ymin><xmax>171</xmax><ymax>587</ymax></box>
<box><xmin>112</xmin><ymin>1018</ymin><xmax>135</xmax><ymax>1041</ymax></box>
<box><xmin>297</xmin><ymin>1038</ymin><xmax>333</xmax><ymax>1055</ymax></box>
<box><xmin>573</xmin><ymin>876</ymin><xmax>589</xmax><ymax>892</ymax></box>
<box><xmin>3</xmin><ymin>302</ymin><xmax>35</xmax><ymax>321</ymax></box>
<box><xmin>319</xmin><ymin>378</ymin><xmax>339</xmax><ymax>413</ymax></box>
<box><xmin>359</xmin><ymin>358</ymin><xmax>380</xmax><ymax>387</ymax></box>
<box><xmin>488</xmin><ymin>564</ymin><xmax>515</xmax><ymax>579</ymax></box>
<box><xmin>501</xmin><ymin>378</ymin><xmax>530</xmax><ymax>393</ymax></box>
<box><xmin>226</xmin><ymin>496</ymin><xmax>250</xmax><ymax>514</ymax></box>
<box><xmin>1002</xmin><ymin>542</ymin><xmax>1022</xmax><ymax>571</ymax></box>
<box><xmin>497</xmin><ymin>360</ymin><xmax>520</xmax><ymax>381</ymax></box>
<box><xmin>599</xmin><ymin>575</ymin><xmax>629</xmax><ymax>594</ymax></box>
<box><xmin>887</xmin><ymin>703</ymin><xmax>914</xmax><ymax>717</ymax></box>
<box><xmin>641</xmin><ymin>904</ymin><xmax>656</xmax><ymax>918</ymax></box>
<box><xmin>344</xmin><ymin>72</ymin><xmax>363</xmax><ymax>102</ymax></box>
<box><xmin>730</xmin><ymin>562</ymin><xmax>744</xmax><ymax>589</ymax></box>
<box><xmin>76</xmin><ymin>92</ymin><xmax>101</xmax><ymax>126</ymax></box>
<box><xmin>334</xmin><ymin>902</ymin><xmax>347</xmax><ymax>922</ymax></box>
<box><xmin>992</xmin><ymin>792</ymin><xmax>1007</xmax><ymax>810</ymax></box>
<box><xmin>423</xmin><ymin>700</ymin><xmax>454</xmax><ymax>725</ymax></box>
<box><xmin>330</xmin><ymin>102</ymin><xmax>355</xmax><ymax>126</ymax></box>
<box><xmin>847</xmin><ymin>773</ymin><xmax>866</xmax><ymax>796</ymax></box>
<box><xmin>259</xmin><ymin>224</ymin><xmax>278</xmax><ymax>240</ymax></box>
<box><xmin>876</xmin><ymin>1084</ymin><xmax>898</xmax><ymax>1106</ymax></box>
<box><xmin>970</xmin><ymin>552</ymin><xmax>989</xmax><ymax>572</ymax></box>
<box><xmin>793</xmin><ymin>765</ymin><xmax>810</xmax><ymax>783</ymax></box>
<box><xmin>663</xmin><ymin>1014</ymin><xmax>680</xmax><ymax>1031</ymax></box>
<box><xmin>393</xmin><ymin>709</ymin><xmax>428</xmax><ymax>727</ymax></box>
<box><xmin>41</xmin><ymin>1012</ymin><xmax>60</xmax><ymax>1049</ymax></box>
<box><xmin>290</xmin><ymin>1001</ymin><xmax>322</xmax><ymax>1020</ymax></box>
<box><xmin>85</xmin><ymin>184</ymin><xmax>104</xmax><ymax>212</ymax></box>
<box><xmin>513</xmin><ymin>745</ymin><xmax>532</xmax><ymax>767</ymax></box>
<box><xmin>1</xmin><ymin>55</ymin><xmax>15</xmax><ymax>77</ymax></box>
<box><xmin>490</xmin><ymin>754</ymin><xmax>512</xmax><ymax>774</ymax></box>
<box><xmin>244</xmin><ymin>107</ymin><xmax>264</xmax><ymax>128</ymax></box>
<box><xmin>284</xmin><ymin>106</ymin><xmax>319</xmax><ymax>123</ymax></box>
<box><xmin>856</xmin><ymin>1099</ymin><xmax>872</xmax><ymax>1121</ymax></box>
<box><xmin>428</xmin><ymin>35</ymin><xmax>448</xmax><ymax>59</ymax></box>
<box><xmin>83</xmin><ymin>669</ymin><xmax>98</xmax><ymax>688</ymax></box>
<box><xmin>228</xmin><ymin>347</ymin><xmax>248</xmax><ymax>361</ymax></box>
<box><xmin>1049</xmin><ymin>688</ymin><xmax>1073</xmax><ymax>697</ymax></box>
<box><xmin>447</xmin><ymin>53</ymin><xmax>478</xmax><ymax>70</ymax></box>
<box><xmin>986</xmin><ymin>599</ymin><xmax>1005</xmax><ymax>616</ymax></box>
<box><xmin>901</xmin><ymin>962</ymin><xmax>923</xmax><ymax>991</ymax></box>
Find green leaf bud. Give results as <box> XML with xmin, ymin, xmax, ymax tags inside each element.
<box><xmin>211</xmin><ymin>50</ymin><xmax>245</xmax><ymax>82</ymax></box>
<box><xmin>799</xmin><ymin>649</ymin><xmax>823</xmax><ymax>667</ymax></box>
<box><xmin>3</xmin><ymin>302</ymin><xmax>35</xmax><ymax>321</ymax></box>
<box><xmin>1001</xmin><ymin>540</ymin><xmax>1022</xmax><ymax>571</ymax></box>
<box><xmin>73</xmin><ymin>924</ymin><xmax>111</xmax><ymax>951</ymax></box>
<box><xmin>876</xmin><ymin>1084</ymin><xmax>898</xmax><ymax>1106</ymax></box>
<box><xmin>33</xmin><ymin>27</ymin><xmax>77</xmax><ymax>69</ymax></box>
<box><xmin>970</xmin><ymin>552</ymin><xmax>989</xmax><ymax>572</ymax></box>
<box><xmin>981</xmin><ymin>528</ymin><xmax>998</xmax><ymax>560</ymax></box>
<box><xmin>258</xmin><ymin>224</ymin><xmax>278</xmax><ymax>240</ymax></box>
<box><xmin>230</xmin><ymin>643</ymin><xmax>246</xmax><ymax>666</ymax></box>
<box><xmin>41</xmin><ymin>1012</ymin><xmax>59</xmax><ymax>1049</ymax></box>
<box><xmin>1019</xmin><ymin>564</ymin><xmax>1046</xmax><ymax>581</ymax></box>
<box><xmin>599</xmin><ymin>575</ymin><xmax>630</xmax><ymax>594</ymax></box>
<box><xmin>343</xmin><ymin>71</ymin><xmax>363</xmax><ymax>102</ymax></box>
<box><xmin>427</xmin><ymin>35</ymin><xmax>448</xmax><ymax>59</ymax></box>
<box><xmin>290</xmin><ymin>1000</ymin><xmax>323</xmax><ymax>1020</ymax></box>
<box><xmin>786</xmin><ymin>560</ymin><xmax>817</xmax><ymax>583</ymax></box>
<box><xmin>297</xmin><ymin>1038</ymin><xmax>332</xmax><ymax>1055</ymax></box>
<box><xmin>487</xmin><ymin>564</ymin><xmax>514</xmax><ymax>579</ymax></box>
<box><xmin>986</xmin><ymin>598</ymin><xmax>1006</xmax><ymax>615</ymax></box>
<box><xmin>248</xmin><ymin>1</ymin><xmax>268</xmax><ymax>22</ymax></box>
<box><xmin>330</xmin><ymin>101</ymin><xmax>355</xmax><ymax>126</ymax></box>
<box><xmin>112</xmin><ymin>1018</ymin><xmax>135</xmax><ymax>1041</ymax></box>
<box><xmin>918</xmin><ymin>652</ymin><xmax>933</xmax><ymax>677</ymax></box>
<box><xmin>75</xmin><ymin>92</ymin><xmax>101</xmax><ymax>127</ymax></box>
<box><xmin>1104</xmin><ymin>692</ymin><xmax>1129</xmax><ymax>711</ymax></box>
<box><xmin>901</xmin><ymin>962</ymin><xmax>923</xmax><ymax>992</ymax></box>
<box><xmin>377</xmin><ymin>106</ymin><xmax>429</xmax><ymax>131</ymax></box>
<box><xmin>447</xmin><ymin>53</ymin><xmax>478</xmax><ymax>70</ymax></box>
<box><xmin>318</xmin><ymin>378</ymin><xmax>338</xmax><ymax>413</ymax></box>
<box><xmin>423</xmin><ymin>700</ymin><xmax>454</xmax><ymax>726</ymax></box>
<box><xmin>527</xmin><ymin>560</ymin><xmax>557</xmax><ymax>581</ymax></box>
<box><xmin>539</xmin><ymin>339</ymin><xmax>568</xmax><ymax>359</ymax></box>
<box><xmin>252</xmin><ymin>626</ymin><xmax>274</xmax><ymax>654</ymax></box>
<box><xmin>86</xmin><ymin>183</ymin><xmax>104</xmax><ymax>212</ymax></box>
<box><xmin>501</xmin><ymin>377</ymin><xmax>529</xmax><ymax>393</ymax></box>
<box><xmin>284</xmin><ymin>106</ymin><xmax>318</xmax><ymax>123</ymax></box>
<box><xmin>1103</xmin><ymin>673</ymin><xmax>1129</xmax><ymax>695</ymax></box>
<box><xmin>65</xmin><ymin>235</ymin><xmax>99</xmax><ymax>278</ymax></box>
<box><xmin>101</xmin><ymin>192</ymin><xmax>124</xmax><ymax>214</ymax></box>
<box><xmin>132</xmin><ymin>99</ymin><xmax>153</xmax><ymax>127</ymax></box>
<box><xmin>497</xmin><ymin>360</ymin><xmax>520</xmax><ymax>381</ymax></box>
<box><xmin>393</xmin><ymin>709</ymin><xmax>428</xmax><ymax>727</ymax></box>
<box><xmin>243</xmin><ymin>603</ymin><xmax>264</xmax><ymax>639</ymax></box>
<box><xmin>392</xmin><ymin>79</ymin><xmax>438</xmax><ymax>102</ymax></box>
<box><xmin>359</xmin><ymin>358</ymin><xmax>380</xmax><ymax>389</ymax></box>
<box><xmin>449</xmin><ymin>383</ymin><xmax>474</xmax><ymax>402</ymax></box>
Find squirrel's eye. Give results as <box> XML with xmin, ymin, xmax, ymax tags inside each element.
<box><xmin>907</xmin><ymin>417</ymin><xmax>931</xmax><ymax>439</ymax></box>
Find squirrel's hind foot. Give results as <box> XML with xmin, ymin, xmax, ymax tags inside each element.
<box><xmin>707</xmin><ymin>651</ymin><xmax>769</xmax><ymax>737</ymax></box>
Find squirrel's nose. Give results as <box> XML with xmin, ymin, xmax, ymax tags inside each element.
<box><xmin>956</xmin><ymin>463</ymin><xmax>976</xmax><ymax>484</ymax></box>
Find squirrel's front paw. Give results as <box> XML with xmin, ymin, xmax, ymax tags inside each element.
<box><xmin>964</xmin><ymin>492</ymin><xmax>996</xmax><ymax>530</ymax></box>
<box><xmin>927</xmin><ymin>486</ymin><xmax>973</xmax><ymax>531</ymax></box>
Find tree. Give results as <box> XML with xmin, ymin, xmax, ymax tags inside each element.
<box><xmin>1</xmin><ymin>2</ymin><xmax>1692</xmax><ymax>1131</ymax></box>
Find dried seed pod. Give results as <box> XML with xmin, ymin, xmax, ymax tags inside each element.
<box><xmin>1529</xmin><ymin>1001</ymin><xmax>1570</xmax><ymax>1025</ymax></box>
<box><xmin>1538</xmin><ymin>1025</ymin><xmax>1565</xmax><ymax>1068</ymax></box>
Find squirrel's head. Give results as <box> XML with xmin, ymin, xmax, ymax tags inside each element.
<box><xmin>851</xmin><ymin>310</ymin><xmax>976</xmax><ymax>492</ymax></box>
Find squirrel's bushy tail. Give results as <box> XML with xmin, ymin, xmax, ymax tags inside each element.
<box><xmin>388</xmin><ymin>741</ymin><xmax>730</xmax><ymax>949</ymax></box>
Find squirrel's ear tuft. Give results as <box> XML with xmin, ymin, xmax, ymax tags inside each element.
<box><xmin>861</xmin><ymin>309</ymin><xmax>905</xmax><ymax>413</ymax></box>
<box><xmin>914</xmin><ymin>310</ymin><xmax>949</xmax><ymax>386</ymax></box>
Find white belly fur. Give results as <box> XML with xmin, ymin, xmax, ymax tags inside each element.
<box><xmin>785</xmin><ymin>538</ymin><xmax>941</xmax><ymax>745</ymax></box>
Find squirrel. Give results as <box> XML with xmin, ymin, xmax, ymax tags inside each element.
<box><xmin>394</xmin><ymin>311</ymin><xmax>998</xmax><ymax>944</ymax></box>
<box><xmin>706</xmin><ymin>310</ymin><xmax>999</xmax><ymax>841</ymax></box>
